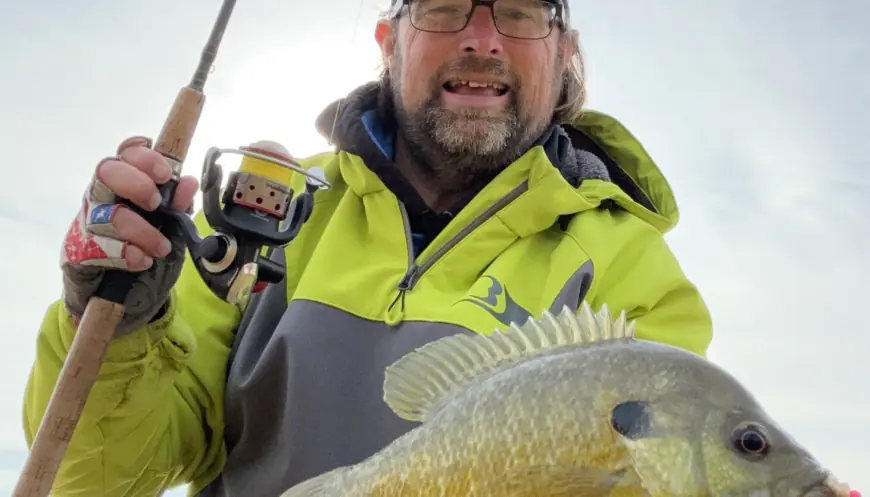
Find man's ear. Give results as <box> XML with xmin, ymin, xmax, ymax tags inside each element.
<box><xmin>375</xmin><ymin>21</ymin><xmax>397</xmax><ymax>69</ymax></box>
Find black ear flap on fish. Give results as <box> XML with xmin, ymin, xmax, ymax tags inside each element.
<box><xmin>611</xmin><ymin>401</ymin><xmax>654</xmax><ymax>440</ymax></box>
<box><xmin>383</xmin><ymin>301</ymin><xmax>636</xmax><ymax>423</ymax></box>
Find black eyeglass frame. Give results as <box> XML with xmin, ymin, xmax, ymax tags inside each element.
<box><xmin>388</xmin><ymin>0</ymin><xmax>568</xmax><ymax>41</ymax></box>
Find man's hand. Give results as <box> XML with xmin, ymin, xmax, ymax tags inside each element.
<box><xmin>60</xmin><ymin>135</ymin><xmax>199</xmax><ymax>334</ymax></box>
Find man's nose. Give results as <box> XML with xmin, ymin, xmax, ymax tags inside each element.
<box><xmin>457</xmin><ymin>6</ymin><xmax>504</xmax><ymax>56</ymax></box>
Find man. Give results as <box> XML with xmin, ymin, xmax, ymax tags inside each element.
<box><xmin>23</xmin><ymin>0</ymin><xmax>714</xmax><ymax>495</ymax></box>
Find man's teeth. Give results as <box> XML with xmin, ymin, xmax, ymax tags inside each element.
<box><xmin>449</xmin><ymin>80</ymin><xmax>507</xmax><ymax>90</ymax></box>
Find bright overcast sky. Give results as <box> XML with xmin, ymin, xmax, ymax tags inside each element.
<box><xmin>1</xmin><ymin>0</ymin><xmax>867</xmax><ymax>495</ymax></box>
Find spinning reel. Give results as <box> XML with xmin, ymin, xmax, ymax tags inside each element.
<box><xmin>165</xmin><ymin>144</ymin><xmax>330</xmax><ymax>308</ymax></box>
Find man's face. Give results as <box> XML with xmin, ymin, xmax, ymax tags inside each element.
<box><xmin>377</xmin><ymin>1</ymin><xmax>569</xmax><ymax>189</ymax></box>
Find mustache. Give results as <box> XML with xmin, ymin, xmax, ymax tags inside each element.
<box><xmin>431</xmin><ymin>55</ymin><xmax>518</xmax><ymax>89</ymax></box>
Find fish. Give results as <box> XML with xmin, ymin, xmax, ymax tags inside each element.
<box><xmin>281</xmin><ymin>301</ymin><xmax>861</xmax><ymax>497</ymax></box>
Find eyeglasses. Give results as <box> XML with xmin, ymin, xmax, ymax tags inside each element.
<box><xmin>390</xmin><ymin>0</ymin><xmax>566</xmax><ymax>40</ymax></box>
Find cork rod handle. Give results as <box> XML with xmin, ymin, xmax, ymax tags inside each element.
<box><xmin>154</xmin><ymin>86</ymin><xmax>206</xmax><ymax>164</ymax></box>
<box><xmin>13</xmin><ymin>298</ymin><xmax>126</xmax><ymax>497</ymax></box>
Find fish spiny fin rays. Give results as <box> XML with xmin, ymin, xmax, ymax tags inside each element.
<box><xmin>383</xmin><ymin>301</ymin><xmax>635</xmax><ymax>422</ymax></box>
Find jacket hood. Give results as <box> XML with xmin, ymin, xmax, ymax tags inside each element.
<box><xmin>314</xmin><ymin>81</ymin><xmax>680</xmax><ymax>233</ymax></box>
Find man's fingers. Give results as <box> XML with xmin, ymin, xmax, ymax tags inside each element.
<box><xmin>118</xmin><ymin>145</ymin><xmax>174</xmax><ymax>185</ymax></box>
<box><xmin>172</xmin><ymin>175</ymin><xmax>199</xmax><ymax>213</ymax></box>
<box><xmin>96</xmin><ymin>159</ymin><xmax>162</xmax><ymax>211</ymax></box>
<box><xmin>115</xmin><ymin>135</ymin><xmax>153</xmax><ymax>154</ymax></box>
<box><xmin>122</xmin><ymin>244</ymin><xmax>154</xmax><ymax>272</ymax></box>
<box><xmin>108</xmin><ymin>206</ymin><xmax>173</xmax><ymax>259</ymax></box>
<box><xmin>72</xmin><ymin>236</ymin><xmax>152</xmax><ymax>272</ymax></box>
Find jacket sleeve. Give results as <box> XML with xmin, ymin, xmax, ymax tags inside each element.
<box><xmin>584</xmin><ymin>214</ymin><xmax>714</xmax><ymax>358</ymax></box>
<box><xmin>22</xmin><ymin>210</ymin><xmax>241</xmax><ymax>496</ymax></box>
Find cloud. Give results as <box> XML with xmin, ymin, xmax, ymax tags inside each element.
<box><xmin>0</xmin><ymin>0</ymin><xmax>866</xmax><ymax>495</ymax></box>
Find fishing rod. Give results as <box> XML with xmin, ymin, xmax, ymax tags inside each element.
<box><xmin>13</xmin><ymin>2</ymin><xmax>328</xmax><ymax>495</ymax></box>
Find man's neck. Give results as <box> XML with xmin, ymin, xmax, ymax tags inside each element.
<box><xmin>393</xmin><ymin>135</ymin><xmax>467</xmax><ymax>213</ymax></box>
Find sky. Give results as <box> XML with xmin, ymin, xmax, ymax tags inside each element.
<box><xmin>0</xmin><ymin>0</ymin><xmax>867</xmax><ymax>495</ymax></box>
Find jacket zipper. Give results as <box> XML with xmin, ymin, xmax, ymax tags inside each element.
<box><xmin>388</xmin><ymin>182</ymin><xmax>529</xmax><ymax>313</ymax></box>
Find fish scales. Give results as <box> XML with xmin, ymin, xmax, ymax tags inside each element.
<box><xmin>366</xmin><ymin>357</ymin><xmax>642</xmax><ymax>496</ymax></box>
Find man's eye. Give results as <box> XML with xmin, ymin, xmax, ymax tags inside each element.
<box><xmin>426</xmin><ymin>6</ymin><xmax>464</xmax><ymax>15</ymax></box>
<box><xmin>500</xmin><ymin>9</ymin><xmax>532</xmax><ymax>20</ymax></box>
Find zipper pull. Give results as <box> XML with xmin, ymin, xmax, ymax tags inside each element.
<box><xmin>385</xmin><ymin>289</ymin><xmax>406</xmax><ymax>326</ymax></box>
<box><xmin>397</xmin><ymin>265</ymin><xmax>419</xmax><ymax>292</ymax></box>
<box><xmin>386</xmin><ymin>265</ymin><xmax>418</xmax><ymax>326</ymax></box>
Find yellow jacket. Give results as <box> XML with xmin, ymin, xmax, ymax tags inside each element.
<box><xmin>23</xmin><ymin>82</ymin><xmax>712</xmax><ymax>496</ymax></box>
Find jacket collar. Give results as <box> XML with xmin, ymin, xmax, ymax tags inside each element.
<box><xmin>313</xmin><ymin>81</ymin><xmax>680</xmax><ymax>236</ymax></box>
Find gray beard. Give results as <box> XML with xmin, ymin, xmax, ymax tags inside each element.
<box><xmin>389</xmin><ymin>57</ymin><xmax>552</xmax><ymax>194</ymax></box>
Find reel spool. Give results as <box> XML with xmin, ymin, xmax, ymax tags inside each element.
<box><xmin>166</xmin><ymin>143</ymin><xmax>330</xmax><ymax>308</ymax></box>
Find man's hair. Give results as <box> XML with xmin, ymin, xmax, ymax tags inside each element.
<box><xmin>377</xmin><ymin>2</ymin><xmax>587</xmax><ymax>124</ymax></box>
<box><xmin>554</xmin><ymin>31</ymin><xmax>586</xmax><ymax>123</ymax></box>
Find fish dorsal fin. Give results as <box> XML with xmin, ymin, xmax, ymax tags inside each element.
<box><xmin>383</xmin><ymin>301</ymin><xmax>635</xmax><ymax>422</ymax></box>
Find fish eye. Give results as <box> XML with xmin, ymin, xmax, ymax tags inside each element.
<box><xmin>731</xmin><ymin>422</ymin><xmax>771</xmax><ymax>459</ymax></box>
